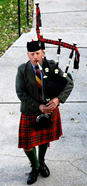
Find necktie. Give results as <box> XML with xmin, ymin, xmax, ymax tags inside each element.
<box><xmin>35</xmin><ymin>66</ymin><xmax>42</xmax><ymax>100</ymax></box>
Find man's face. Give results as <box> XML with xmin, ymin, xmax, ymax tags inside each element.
<box><xmin>27</xmin><ymin>49</ymin><xmax>44</xmax><ymax>66</ymax></box>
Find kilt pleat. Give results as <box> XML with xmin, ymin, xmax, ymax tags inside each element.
<box><xmin>18</xmin><ymin>107</ymin><xmax>62</xmax><ymax>149</ymax></box>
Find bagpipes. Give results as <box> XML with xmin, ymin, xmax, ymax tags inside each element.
<box><xmin>35</xmin><ymin>3</ymin><xmax>80</xmax><ymax>101</ymax></box>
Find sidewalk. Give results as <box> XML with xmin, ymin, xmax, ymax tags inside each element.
<box><xmin>0</xmin><ymin>0</ymin><xmax>87</xmax><ymax>185</ymax></box>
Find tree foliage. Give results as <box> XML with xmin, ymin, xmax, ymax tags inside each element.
<box><xmin>0</xmin><ymin>0</ymin><xmax>33</xmax><ymax>57</ymax></box>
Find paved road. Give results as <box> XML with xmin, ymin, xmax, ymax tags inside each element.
<box><xmin>0</xmin><ymin>0</ymin><xmax>87</xmax><ymax>185</ymax></box>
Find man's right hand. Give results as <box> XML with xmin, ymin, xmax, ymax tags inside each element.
<box><xmin>39</xmin><ymin>104</ymin><xmax>52</xmax><ymax>115</ymax></box>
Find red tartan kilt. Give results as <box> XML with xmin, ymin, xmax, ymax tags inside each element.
<box><xmin>18</xmin><ymin>107</ymin><xmax>62</xmax><ymax>149</ymax></box>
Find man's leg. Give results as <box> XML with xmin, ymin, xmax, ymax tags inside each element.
<box><xmin>24</xmin><ymin>147</ymin><xmax>39</xmax><ymax>169</ymax></box>
<box><xmin>38</xmin><ymin>143</ymin><xmax>50</xmax><ymax>177</ymax></box>
<box><xmin>38</xmin><ymin>143</ymin><xmax>48</xmax><ymax>164</ymax></box>
<box><xmin>24</xmin><ymin>147</ymin><xmax>39</xmax><ymax>185</ymax></box>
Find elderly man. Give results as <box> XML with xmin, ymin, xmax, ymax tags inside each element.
<box><xmin>16</xmin><ymin>40</ymin><xmax>73</xmax><ymax>185</ymax></box>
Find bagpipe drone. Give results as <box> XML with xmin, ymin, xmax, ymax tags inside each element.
<box><xmin>35</xmin><ymin>3</ymin><xmax>80</xmax><ymax>101</ymax></box>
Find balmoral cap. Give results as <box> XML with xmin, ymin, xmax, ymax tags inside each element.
<box><xmin>27</xmin><ymin>40</ymin><xmax>44</xmax><ymax>52</ymax></box>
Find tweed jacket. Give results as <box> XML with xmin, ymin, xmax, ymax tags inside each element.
<box><xmin>16</xmin><ymin>59</ymin><xmax>74</xmax><ymax>115</ymax></box>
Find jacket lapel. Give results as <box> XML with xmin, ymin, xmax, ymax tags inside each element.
<box><xmin>25</xmin><ymin>61</ymin><xmax>40</xmax><ymax>100</ymax></box>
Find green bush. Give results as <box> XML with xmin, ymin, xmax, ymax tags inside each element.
<box><xmin>0</xmin><ymin>0</ymin><xmax>33</xmax><ymax>57</ymax></box>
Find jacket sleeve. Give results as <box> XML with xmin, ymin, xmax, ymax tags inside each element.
<box><xmin>57</xmin><ymin>68</ymin><xmax>74</xmax><ymax>103</ymax></box>
<box><xmin>16</xmin><ymin>64</ymin><xmax>40</xmax><ymax>113</ymax></box>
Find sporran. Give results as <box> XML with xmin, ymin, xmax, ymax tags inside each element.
<box><xmin>35</xmin><ymin>114</ymin><xmax>51</xmax><ymax>131</ymax></box>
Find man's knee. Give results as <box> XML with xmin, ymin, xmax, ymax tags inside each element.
<box><xmin>24</xmin><ymin>148</ymin><xmax>33</xmax><ymax>152</ymax></box>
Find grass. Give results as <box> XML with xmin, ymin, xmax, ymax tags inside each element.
<box><xmin>0</xmin><ymin>0</ymin><xmax>33</xmax><ymax>57</ymax></box>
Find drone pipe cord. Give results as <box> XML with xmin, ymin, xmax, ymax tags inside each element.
<box><xmin>35</xmin><ymin>3</ymin><xmax>80</xmax><ymax>71</ymax></box>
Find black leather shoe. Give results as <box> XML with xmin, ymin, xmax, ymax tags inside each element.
<box><xmin>39</xmin><ymin>162</ymin><xmax>50</xmax><ymax>177</ymax></box>
<box><xmin>27</xmin><ymin>168</ymin><xmax>39</xmax><ymax>185</ymax></box>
